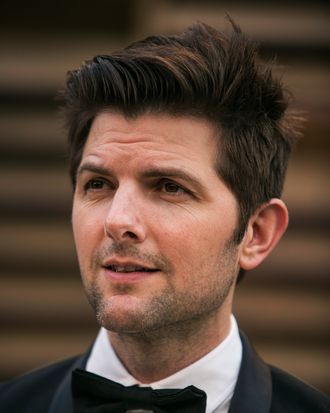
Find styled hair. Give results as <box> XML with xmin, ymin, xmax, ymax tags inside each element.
<box><xmin>60</xmin><ymin>18</ymin><xmax>301</xmax><ymax>243</ymax></box>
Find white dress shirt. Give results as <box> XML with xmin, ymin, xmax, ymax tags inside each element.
<box><xmin>86</xmin><ymin>315</ymin><xmax>242</xmax><ymax>413</ymax></box>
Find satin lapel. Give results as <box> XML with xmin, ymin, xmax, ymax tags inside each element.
<box><xmin>47</xmin><ymin>350</ymin><xmax>90</xmax><ymax>413</ymax></box>
<box><xmin>228</xmin><ymin>332</ymin><xmax>272</xmax><ymax>413</ymax></box>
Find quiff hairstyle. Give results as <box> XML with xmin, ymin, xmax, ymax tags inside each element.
<box><xmin>60</xmin><ymin>19</ymin><xmax>301</xmax><ymax>243</ymax></box>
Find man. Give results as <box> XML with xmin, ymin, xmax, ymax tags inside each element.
<box><xmin>0</xmin><ymin>19</ymin><xmax>328</xmax><ymax>413</ymax></box>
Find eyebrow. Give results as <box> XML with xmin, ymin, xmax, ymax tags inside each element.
<box><xmin>141</xmin><ymin>168</ymin><xmax>205</xmax><ymax>192</ymax></box>
<box><xmin>77</xmin><ymin>163</ymin><xmax>113</xmax><ymax>178</ymax></box>
<box><xmin>77</xmin><ymin>163</ymin><xmax>206</xmax><ymax>192</ymax></box>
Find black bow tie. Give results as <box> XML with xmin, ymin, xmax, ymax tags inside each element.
<box><xmin>72</xmin><ymin>369</ymin><xmax>206</xmax><ymax>413</ymax></box>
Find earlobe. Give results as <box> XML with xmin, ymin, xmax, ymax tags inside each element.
<box><xmin>239</xmin><ymin>199</ymin><xmax>289</xmax><ymax>271</ymax></box>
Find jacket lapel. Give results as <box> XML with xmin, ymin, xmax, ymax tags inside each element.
<box><xmin>47</xmin><ymin>351</ymin><xmax>90</xmax><ymax>413</ymax></box>
<box><xmin>228</xmin><ymin>332</ymin><xmax>272</xmax><ymax>413</ymax></box>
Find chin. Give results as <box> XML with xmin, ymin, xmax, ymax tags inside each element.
<box><xmin>94</xmin><ymin>296</ymin><xmax>154</xmax><ymax>333</ymax></box>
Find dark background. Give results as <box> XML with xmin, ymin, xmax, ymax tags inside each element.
<box><xmin>1</xmin><ymin>0</ymin><xmax>329</xmax><ymax>393</ymax></box>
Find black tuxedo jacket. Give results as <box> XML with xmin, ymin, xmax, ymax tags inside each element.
<box><xmin>0</xmin><ymin>334</ymin><xmax>328</xmax><ymax>412</ymax></box>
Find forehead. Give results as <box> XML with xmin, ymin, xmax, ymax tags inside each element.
<box><xmin>82</xmin><ymin>111</ymin><xmax>218</xmax><ymax>168</ymax></box>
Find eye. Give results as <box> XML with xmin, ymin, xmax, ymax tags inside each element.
<box><xmin>84</xmin><ymin>178</ymin><xmax>106</xmax><ymax>191</ymax></box>
<box><xmin>160</xmin><ymin>180</ymin><xmax>186</xmax><ymax>195</ymax></box>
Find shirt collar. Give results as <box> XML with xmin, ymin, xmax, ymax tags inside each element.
<box><xmin>86</xmin><ymin>315</ymin><xmax>242</xmax><ymax>413</ymax></box>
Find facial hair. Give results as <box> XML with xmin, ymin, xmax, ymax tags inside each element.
<box><xmin>81</xmin><ymin>238</ymin><xmax>239</xmax><ymax>339</ymax></box>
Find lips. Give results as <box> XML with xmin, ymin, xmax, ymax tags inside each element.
<box><xmin>101</xmin><ymin>257</ymin><xmax>159</xmax><ymax>274</ymax></box>
<box><xmin>102</xmin><ymin>260</ymin><xmax>159</xmax><ymax>283</ymax></box>
<box><xmin>105</xmin><ymin>264</ymin><xmax>158</xmax><ymax>273</ymax></box>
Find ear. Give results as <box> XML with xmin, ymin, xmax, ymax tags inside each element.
<box><xmin>239</xmin><ymin>199</ymin><xmax>289</xmax><ymax>271</ymax></box>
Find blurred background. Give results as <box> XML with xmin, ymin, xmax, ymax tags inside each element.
<box><xmin>1</xmin><ymin>0</ymin><xmax>329</xmax><ymax>394</ymax></box>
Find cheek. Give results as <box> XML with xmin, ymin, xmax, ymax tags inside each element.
<box><xmin>159</xmin><ymin>206</ymin><xmax>237</xmax><ymax>268</ymax></box>
<box><xmin>72</xmin><ymin>203</ymin><xmax>105</xmax><ymax>256</ymax></box>
<box><xmin>155</xmin><ymin>217</ymin><xmax>220</xmax><ymax>267</ymax></box>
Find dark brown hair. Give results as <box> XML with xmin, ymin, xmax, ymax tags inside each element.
<box><xmin>60</xmin><ymin>19</ymin><xmax>301</xmax><ymax>243</ymax></box>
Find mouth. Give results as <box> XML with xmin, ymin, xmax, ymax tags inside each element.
<box><xmin>103</xmin><ymin>264</ymin><xmax>158</xmax><ymax>273</ymax></box>
<box><xmin>101</xmin><ymin>260</ymin><xmax>160</xmax><ymax>283</ymax></box>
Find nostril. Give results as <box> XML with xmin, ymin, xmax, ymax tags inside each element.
<box><xmin>103</xmin><ymin>216</ymin><xmax>145</xmax><ymax>243</ymax></box>
<box><xmin>125</xmin><ymin>231</ymin><xmax>138</xmax><ymax>239</ymax></box>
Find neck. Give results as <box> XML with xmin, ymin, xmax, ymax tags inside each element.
<box><xmin>107</xmin><ymin>309</ymin><xmax>232</xmax><ymax>383</ymax></box>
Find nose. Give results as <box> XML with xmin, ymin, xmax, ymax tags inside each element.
<box><xmin>104</xmin><ymin>185</ymin><xmax>146</xmax><ymax>243</ymax></box>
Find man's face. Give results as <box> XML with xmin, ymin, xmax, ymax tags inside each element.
<box><xmin>72</xmin><ymin>112</ymin><xmax>242</xmax><ymax>335</ymax></box>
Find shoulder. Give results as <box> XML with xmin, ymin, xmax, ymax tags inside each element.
<box><xmin>0</xmin><ymin>356</ymin><xmax>80</xmax><ymax>413</ymax></box>
<box><xmin>269</xmin><ymin>365</ymin><xmax>330</xmax><ymax>413</ymax></box>
<box><xmin>235</xmin><ymin>332</ymin><xmax>329</xmax><ymax>412</ymax></box>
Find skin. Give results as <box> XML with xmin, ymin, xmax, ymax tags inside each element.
<box><xmin>72</xmin><ymin>111</ymin><xmax>288</xmax><ymax>382</ymax></box>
